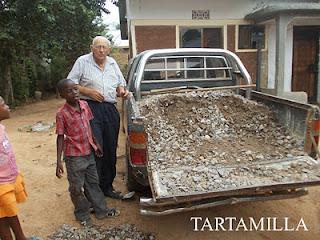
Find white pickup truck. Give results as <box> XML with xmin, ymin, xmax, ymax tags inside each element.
<box><xmin>124</xmin><ymin>48</ymin><xmax>320</xmax><ymax>216</ymax></box>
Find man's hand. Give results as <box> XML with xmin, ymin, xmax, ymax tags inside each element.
<box><xmin>117</xmin><ymin>86</ymin><xmax>129</xmax><ymax>99</ymax></box>
<box><xmin>56</xmin><ymin>161</ymin><xmax>64</xmax><ymax>178</ymax></box>
<box><xmin>78</xmin><ymin>85</ymin><xmax>104</xmax><ymax>102</ymax></box>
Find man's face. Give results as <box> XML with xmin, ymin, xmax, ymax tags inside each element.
<box><xmin>0</xmin><ymin>97</ymin><xmax>10</xmax><ymax>121</ymax></box>
<box><xmin>61</xmin><ymin>82</ymin><xmax>79</xmax><ymax>104</ymax></box>
<box><xmin>91</xmin><ymin>38</ymin><xmax>110</xmax><ymax>63</ymax></box>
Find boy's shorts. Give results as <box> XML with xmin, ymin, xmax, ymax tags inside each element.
<box><xmin>0</xmin><ymin>173</ymin><xmax>27</xmax><ymax>218</ymax></box>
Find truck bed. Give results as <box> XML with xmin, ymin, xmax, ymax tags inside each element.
<box><xmin>150</xmin><ymin>156</ymin><xmax>320</xmax><ymax>201</ymax></box>
<box><xmin>135</xmin><ymin>90</ymin><xmax>320</xmax><ymax>215</ymax></box>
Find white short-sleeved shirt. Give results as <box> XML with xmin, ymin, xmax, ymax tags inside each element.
<box><xmin>67</xmin><ymin>53</ymin><xmax>126</xmax><ymax>103</ymax></box>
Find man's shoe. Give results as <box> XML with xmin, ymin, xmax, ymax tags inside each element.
<box><xmin>104</xmin><ymin>190</ymin><xmax>123</xmax><ymax>199</ymax></box>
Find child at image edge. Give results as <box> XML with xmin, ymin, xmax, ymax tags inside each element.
<box><xmin>55</xmin><ymin>78</ymin><xmax>119</xmax><ymax>226</ymax></box>
<box><xmin>0</xmin><ymin>96</ymin><xmax>29</xmax><ymax>240</ymax></box>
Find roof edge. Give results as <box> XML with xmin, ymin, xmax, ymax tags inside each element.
<box><xmin>246</xmin><ymin>3</ymin><xmax>320</xmax><ymax>22</ymax></box>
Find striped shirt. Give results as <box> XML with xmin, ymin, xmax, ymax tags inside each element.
<box><xmin>67</xmin><ymin>53</ymin><xmax>126</xmax><ymax>103</ymax></box>
<box><xmin>0</xmin><ymin>124</ymin><xmax>18</xmax><ymax>184</ymax></box>
<box><xmin>56</xmin><ymin>100</ymin><xmax>97</xmax><ymax>157</ymax></box>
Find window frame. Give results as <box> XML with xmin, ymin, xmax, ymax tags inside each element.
<box><xmin>142</xmin><ymin>55</ymin><xmax>233</xmax><ymax>83</ymax></box>
<box><xmin>179</xmin><ymin>26</ymin><xmax>224</xmax><ymax>49</ymax></box>
<box><xmin>236</xmin><ymin>24</ymin><xmax>267</xmax><ymax>52</ymax></box>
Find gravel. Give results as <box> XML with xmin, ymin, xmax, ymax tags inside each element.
<box><xmin>48</xmin><ymin>224</ymin><xmax>156</xmax><ymax>240</ymax></box>
<box><xmin>138</xmin><ymin>91</ymin><xmax>320</xmax><ymax>196</ymax></box>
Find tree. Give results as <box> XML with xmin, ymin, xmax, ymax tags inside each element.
<box><xmin>0</xmin><ymin>0</ymin><xmax>109</xmax><ymax>104</ymax></box>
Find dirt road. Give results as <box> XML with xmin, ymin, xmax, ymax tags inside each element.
<box><xmin>3</xmin><ymin>98</ymin><xmax>320</xmax><ymax>239</ymax></box>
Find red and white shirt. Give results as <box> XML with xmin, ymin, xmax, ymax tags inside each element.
<box><xmin>56</xmin><ymin>100</ymin><xmax>97</xmax><ymax>156</ymax></box>
<box><xmin>0</xmin><ymin>124</ymin><xmax>18</xmax><ymax>184</ymax></box>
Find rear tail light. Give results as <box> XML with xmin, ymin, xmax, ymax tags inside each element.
<box><xmin>129</xmin><ymin>132</ymin><xmax>147</xmax><ymax>165</ymax></box>
<box><xmin>129</xmin><ymin>131</ymin><xmax>147</xmax><ymax>144</ymax></box>
<box><xmin>130</xmin><ymin>148</ymin><xmax>147</xmax><ymax>165</ymax></box>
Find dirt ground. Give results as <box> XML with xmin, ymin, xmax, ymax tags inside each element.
<box><xmin>3</xmin><ymin>98</ymin><xmax>320</xmax><ymax>239</ymax></box>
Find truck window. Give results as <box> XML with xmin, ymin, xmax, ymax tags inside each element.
<box><xmin>206</xmin><ymin>57</ymin><xmax>230</xmax><ymax>79</ymax></box>
<box><xmin>143</xmin><ymin>58</ymin><xmax>165</xmax><ymax>81</ymax></box>
<box><xmin>142</xmin><ymin>55</ymin><xmax>232</xmax><ymax>83</ymax></box>
<box><xmin>186</xmin><ymin>57</ymin><xmax>204</xmax><ymax>79</ymax></box>
<box><xmin>167</xmin><ymin>58</ymin><xmax>185</xmax><ymax>79</ymax></box>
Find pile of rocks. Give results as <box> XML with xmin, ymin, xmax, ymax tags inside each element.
<box><xmin>156</xmin><ymin>157</ymin><xmax>319</xmax><ymax>194</ymax></box>
<box><xmin>139</xmin><ymin>91</ymin><xmax>320</xmax><ymax>196</ymax></box>
<box><xmin>48</xmin><ymin>224</ymin><xmax>156</xmax><ymax>240</ymax></box>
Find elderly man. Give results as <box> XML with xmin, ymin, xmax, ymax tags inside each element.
<box><xmin>67</xmin><ymin>36</ymin><xmax>129</xmax><ymax>199</ymax></box>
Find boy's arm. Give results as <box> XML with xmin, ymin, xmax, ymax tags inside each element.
<box><xmin>92</xmin><ymin>135</ymin><xmax>103</xmax><ymax>157</ymax></box>
<box><xmin>56</xmin><ymin>135</ymin><xmax>64</xmax><ymax>178</ymax></box>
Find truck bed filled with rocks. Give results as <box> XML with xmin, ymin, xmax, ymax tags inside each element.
<box><xmin>138</xmin><ymin>91</ymin><xmax>320</xmax><ymax>197</ymax></box>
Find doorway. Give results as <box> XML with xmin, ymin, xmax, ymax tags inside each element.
<box><xmin>292</xmin><ymin>26</ymin><xmax>320</xmax><ymax>103</ymax></box>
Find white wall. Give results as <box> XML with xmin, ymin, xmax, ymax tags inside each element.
<box><xmin>267</xmin><ymin>23</ymin><xmax>276</xmax><ymax>89</ymax></box>
<box><xmin>127</xmin><ymin>0</ymin><xmax>317</xmax><ymax>20</ymax></box>
<box><xmin>267</xmin><ymin>19</ymin><xmax>292</xmax><ymax>93</ymax></box>
<box><xmin>127</xmin><ymin>0</ymin><xmax>257</xmax><ymax>20</ymax></box>
<box><xmin>284</xmin><ymin>24</ymin><xmax>293</xmax><ymax>92</ymax></box>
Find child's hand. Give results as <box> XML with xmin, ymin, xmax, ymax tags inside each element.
<box><xmin>95</xmin><ymin>148</ymin><xmax>103</xmax><ymax>157</ymax></box>
<box><xmin>56</xmin><ymin>162</ymin><xmax>64</xmax><ymax>178</ymax></box>
<box><xmin>94</xmin><ymin>142</ymin><xmax>103</xmax><ymax>157</ymax></box>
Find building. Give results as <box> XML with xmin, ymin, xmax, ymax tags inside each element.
<box><xmin>120</xmin><ymin>0</ymin><xmax>320</xmax><ymax>103</ymax></box>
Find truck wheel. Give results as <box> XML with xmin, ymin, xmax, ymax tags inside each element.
<box><xmin>126</xmin><ymin>158</ymin><xmax>146</xmax><ymax>192</ymax></box>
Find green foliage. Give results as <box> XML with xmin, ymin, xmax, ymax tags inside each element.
<box><xmin>0</xmin><ymin>0</ymin><xmax>110</xmax><ymax>104</ymax></box>
<box><xmin>110</xmin><ymin>48</ymin><xmax>129</xmax><ymax>76</ymax></box>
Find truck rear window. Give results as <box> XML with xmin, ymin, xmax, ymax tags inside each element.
<box><xmin>143</xmin><ymin>55</ymin><xmax>232</xmax><ymax>83</ymax></box>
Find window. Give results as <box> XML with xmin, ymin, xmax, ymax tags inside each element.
<box><xmin>206</xmin><ymin>57</ymin><xmax>229</xmax><ymax>78</ymax></box>
<box><xmin>143</xmin><ymin>58</ymin><xmax>165</xmax><ymax>80</ymax></box>
<box><xmin>186</xmin><ymin>57</ymin><xmax>204</xmax><ymax>78</ymax></box>
<box><xmin>167</xmin><ymin>58</ymin><xmax>185</xmax><ymax>79</ymax></box>
<box><xmin>143</xmin><ymin>56</ymin><xmax>232</xmax><ymax>82</ymax></box>
<box><xmin>180</xmin><ymin>27</ymin><xmax>223</xmax><ymax>48</ymax></box>
<box><xmin>238</xmin><ymin>25</ymin><xmax>265</xmax><ymax>49</ymax></box>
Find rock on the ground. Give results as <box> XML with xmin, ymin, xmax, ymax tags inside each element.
<box><xmin>48</xmin><ymin>224</ymin><xmax>156</xmax><ymax>240</ymax></box>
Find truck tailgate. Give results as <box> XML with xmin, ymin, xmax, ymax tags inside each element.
<box><xmin>147</xmin><ymin>155</ymin><xmax>320</xmax><ymax>206</ymax></box>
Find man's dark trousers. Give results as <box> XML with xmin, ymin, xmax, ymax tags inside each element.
<box><xmin>86</xmin><ymin>100</ymin><xmax>120</xmax><ymax>194</ymax></box>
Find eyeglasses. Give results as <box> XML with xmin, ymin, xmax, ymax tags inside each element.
<box><xmin>93</xmin><ymin>45</ymin><xmax>109</xmax><ymax>50</ymax></box>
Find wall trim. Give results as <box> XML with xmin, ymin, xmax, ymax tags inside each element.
<box><xmin>130</xmin><ymin>23</ymin><xmax>137</xmax><ymax>56</ymax></box>
<box><xmin>175</xmin><ymin>25</ymin><xmax>180</xmax><ymax>48</ymax></box>
<box><xmin>131</xmin><ymin>19</ymin><xmax>250</xmax><ymax>26</ymax></box>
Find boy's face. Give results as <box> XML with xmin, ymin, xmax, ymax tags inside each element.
<box><xmin>0</xmin><ymin>97</ymin><xmax>10</xmax><ymax>121</ymax></box>
<box><xmin>60</xmin><ymin>81</ymin><xmax>80</xmax><ymax>103</ymax></box>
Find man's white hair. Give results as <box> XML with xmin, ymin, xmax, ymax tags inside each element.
<box><xmin>92</xmin><ymin>36</ymin><xmax>111</xmax><ymax>47</ymax></box>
